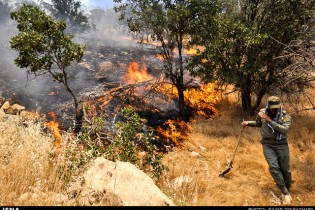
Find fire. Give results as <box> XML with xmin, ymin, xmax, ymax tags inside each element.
<box><xmin>156</xmin><ymin>82</ymin><xmax>221</xmax><ymax>118</ymax></box>
<box><xmin>156</xmin><ymin>45</ymin><xmax>207</xmax><ymax>62</ymax></box>
<box><xmin>157</xmin><ymin>119</ymin><xmax>193</xmax><ymax>149</ymax></box>
<box><xmin>156</xmin><ymin>83</ymin><xmax>221</xmax><ymax>147</ymax></box>
<box><xmin>201</xmin><ymin>58</ymin><xmax>208</xmax><ymax>63</ymax></box>
<box><xmin>123</xmin><ymin>62</ymin><xmax>153</xmax><ymax>84</ymax></box>
<box><xmin>45</xmin><ymin>112</ymin><xmax>62</xmax><ymax>148</ymax></box>
<box><xmin>156</xmin><ymin>54</ymin><xmax>165</xmax><ymax>61</ymax></box>
<box><xmin>171</xmin><ymin>46</ymin><xmax>205</xmax><ymax>56</ymax></box>
<box><xmin>183</xmin><ymin>48</ymin><xmax>198</xmax><ymax>55</ymax></box>
<box><xmin>184</xmin><ymin>83</ymin><xmax>221</xmax><ymax>118</ymax></box>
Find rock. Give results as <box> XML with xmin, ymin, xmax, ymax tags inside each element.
<box><xmin>199</xmin><ymin>146</ymin><xmax>207</xmax><ymax>152</ymax></box>
<box><xmin>0</xmin><ymin>109</ymin><xmax>5</xmax><ymax>121</ymax></box>
<box><xmin>69</xmin><ymin>157</ymin><xmax>175</xmax><ymax>206</ymax></box>
<box><xmin>1</xmin><ymin>101</ymin><xmax>10</xmax><ymax>110</ymax></box>
<box><xmin>12</xmin><ymin>104</ymin><xmax>26</xmax><ymax>113</ymax></box>
<box><xmin>5</xmin><ymin>108</ymin><xmax>15</xmax><ymax>115</ymax></box>
<box><xmin>171</xmin><ymin>176</ymin><xmax>193</xmax><ymax>190</ymax></box>
<box><xmin>191</xmin><ymin>151</ymin><xmax>200</xmax><ymax>157</ymax></box>
<box><xmin>73</xmin><ymin>187</ymin><xmax>123</xmax><ymax>206</ymax></box>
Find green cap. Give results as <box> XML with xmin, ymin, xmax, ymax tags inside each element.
<box><xmin>267</xmin><ymin>96</ymin><xmax>281</xmax><ymax>108</ymax></box>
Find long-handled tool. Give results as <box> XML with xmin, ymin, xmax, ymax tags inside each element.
<box><xmin>219</xmin><ymin>127</ymin><xmax>244</xmax><ymax>177</ymax></box>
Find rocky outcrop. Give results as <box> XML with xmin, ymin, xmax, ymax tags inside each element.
<box><xmin>67</xmin><ymin>157</ymin><xmax>175</xmax><ymax>206</ymax></box>
<box><xmin>0</xmin><ymin>100</ymin><xmax>40</xmax><ymax>121</ymax></box>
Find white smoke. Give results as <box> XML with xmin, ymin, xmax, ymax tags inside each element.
<box><xmin>0</xmin><ymin>0</ymin><xmax>137</xmax><ymax>114</ymax></box>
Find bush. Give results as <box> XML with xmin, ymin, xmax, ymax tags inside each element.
<box><xmin>80</xmin><ymin>106</ymin><xmax>166</xmax><ymax>179</ymax></box>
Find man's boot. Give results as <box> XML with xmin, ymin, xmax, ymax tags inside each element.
<box><xmin>282</xmin><ymin>194</ymin><xmax>292</xmax><ymax>205</ymax></box>
<box><xmin>281</xmin><ymin>186</ymin><xmax>292</xmax><ymax>205</ymax></box>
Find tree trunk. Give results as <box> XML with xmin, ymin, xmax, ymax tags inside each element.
<box><xmin>177</xmin><ymin>84</ymin><xmax>187</xmax><ymax>120</ymax></box>
<box><xmin>65</xmin><ymin>85</ymin><xmax>82</xmax><ymax>133</ymax></box>
<box><xmin>240</xmin><ymin>76</ymin><xmax>253</xmax><ymax>115</ymax></box>
<box><xmin>176</xmin><ymin>34</ymin><xmax>189</xmax><ymax>121</ymax></box>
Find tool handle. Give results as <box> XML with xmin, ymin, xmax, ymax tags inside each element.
<box><xmin>230</xmin><ymin>127</ymin><xmax>244</xmax><ymax>164</ymax></box>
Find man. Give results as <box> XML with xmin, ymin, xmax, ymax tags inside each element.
<box><xmin>241</xmin><ymin>96</ymin><xmax>292</xmax><ymax>204</ymax></box>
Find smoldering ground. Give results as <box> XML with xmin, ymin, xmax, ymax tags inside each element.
<box><xmin>0</xmin><ymin>1</ymin><xmax>164</xmax><ymax>130</ymax></box>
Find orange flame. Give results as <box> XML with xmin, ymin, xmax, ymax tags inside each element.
<box><xmin>184</xmin><ymin>83</ymin><xmax>221</xmax><ymax>117</ymax></box>
<box><xmin>157</xmin><ymin>119</ymin><xmax>193</xmax><ymax>149</ymax></box>
<box><xmin>157</xmin><ymin>83</ymin><xmax>221</xmax><ymax>118</ymax></box>
<box><xmin>156</xmin><ymin>46</ymin><xmax>207</xmax><ymax>61</ymax></box>
<box><xmin>123</xmin><ymin>62</ymin><xmax>153</xmax><ymax>84</ymax></box>
<box><xmin>45</xmin><ymin>112</ymin><xmax>62</xmax><ymax>148</ymax></box>
<box><xmin>156</xmin><ymin>54</ymin><xmax>166</xmax><ymax>61</ymax></box>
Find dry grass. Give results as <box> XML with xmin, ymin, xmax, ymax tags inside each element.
<box><xmin>157</xmin><ymin>98</ymin><xmax>315</xmax><ymax>206</ymax></box>
<box><xmin>0</xmin><ymin>94</ymin><xmax>314</xmax><ymax>206</ymax></box>
<box><xmin>0</xmin><ymin>115</ymin><xmax>55</xmax><ymax>205</ymax></box>
<box><xmin>0</xmin><ymin>115</ymin><xmax>82</xmax><ymax>206</ymax></box>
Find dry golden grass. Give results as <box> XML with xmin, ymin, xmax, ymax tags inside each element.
<box><xmin>0</xmin><ymin>93</ymin><xmax>314</xmax><ymax>206</ymax></box>
<box><xmin>157</xmin><ymin>97</ymin><xmax>315</xmax><ymax>206</ymax></box>
<box><xmin>0</xmin><ymin>116</ymin><xmax>80</xmax><ymax>206</ymax></box>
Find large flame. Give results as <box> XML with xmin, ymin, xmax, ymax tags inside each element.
<box><xmin>45</xmin><ymin>112</ymin><xmax>61</xmax><ymax>148</ymax></box>
<box><xmin>123</xmin><ymin>62</ymin><xmax>153</xmax><ymax>84</ymax></box>
<box><xmin>156</xmin><ymin>82</ymin><xmax>221</xmax><ymax>118</ymax></box>
<box><xmin>157</xmin><ymin>119</ymin><xmax>193</xmax><ymax>149</ymax></box>
<box><xmin>156</xmin><ymin>82</ymin><xmax>221</xmax><ymax>147</ymax></box>
<box><xmin>184</xmin><ymin>83</ymin><xmax>221</xmax><ymax>117</ymax></box>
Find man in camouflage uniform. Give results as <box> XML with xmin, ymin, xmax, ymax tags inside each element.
<box><xmin>241</xmin><ymin>96</ymin><xmax>292</xmax><ymax>204</ymax></box>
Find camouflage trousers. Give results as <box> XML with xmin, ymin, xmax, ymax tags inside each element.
<box><xmin>262</xmin><ymin>143</ymin><xmax>292</xmax><ymax>194</ymax></box>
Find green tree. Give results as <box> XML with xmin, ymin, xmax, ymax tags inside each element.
<box><xmin>41</xmin><ymin>0</ymin><xmax>95</xmax><ymax>34</ymax></box>
<box><xmin>189</xmin><ymin>0</ymin><xmax>315</xmax><ymax>115</ymax></box>
<box><xmin>10</xmin><ymin>4</ymin><xmax>86</xmax><ymax>132</ymax></box>
<box><xmin>114</xmin><ymin>0</ymin><xmax>221</xmax><ymax>120</ymax></box>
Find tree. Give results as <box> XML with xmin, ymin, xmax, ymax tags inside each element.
<box><xmin>114</xmin><ymin>0</ymin><xmax>221</xmax><ymax>120</ymax></box>
<box><xmin>41</xmin><ymin>0</ymin><xmax>95</xmax><ymax>34</ymax></box>
<box><xmin>189</xmin><ymin>0</ymin><xmax>315</xmax><ymax>115</ymax></box>
<box><xmin>10</xmin><ymin>4</ymin><xmax>86</xmax><ymax>133</ymax></box>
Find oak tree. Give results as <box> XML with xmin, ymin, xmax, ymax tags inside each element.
<box><xmin>10</xmin><ymin>4</ymin><xmax>86</xmax><ymax>132</ymax></box>
<box><xmin>114</xmin><ymin>0</ymin><xmax>221</xmax><ymax>120</ymax></box>
<box><xmin>189</xmin><ymin>0</ymin><xmax>315</xmax><ymax>115</ymax></box>
<box><xmin>41</xmin><ymin>0</ymin><xmax>95</xmax><ymax>34</ymax></box>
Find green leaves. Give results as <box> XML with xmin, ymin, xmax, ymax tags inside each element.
<box><xmin>10</xmin><ymin>4</ymin><xmax>85</xmax><ymax>131</ymax></box>
<box><xmin>43</xmin><ymin>0</ymin><xmax>93</xmax><ymax>34</ymax></box>
<box><xmin>189</xmin><ymin>0</ymin><xmax>315</xmax><ymax>112</ymax></box>
<box><xmin>105</xmin><ymin>107</ymin><xmax>166</xmax><ymax>179</ymax></box>
<box><xmin>10</xmin><ymin>4</ymin><xmax>85</xmax><ymax>76</ymax></box>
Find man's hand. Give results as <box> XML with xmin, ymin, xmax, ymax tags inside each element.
<box><xmin>258</xmin><ymin>112</ymin><xmax>272</xmax><ymax>123</ymax></box>
<box><xmin>241</xmin><ymin>121</ymin><xmax>248</xmax><ymax>127</ymax></box>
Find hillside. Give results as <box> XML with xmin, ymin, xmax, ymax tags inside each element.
<box><xmin>0</xmin><ymin>96</ymin><xmax>314</xmax><ymax>206</ymax></box>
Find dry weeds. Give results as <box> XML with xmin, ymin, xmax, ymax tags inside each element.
<box><xmin>157</xmin><ymin>97</ymin><xmax>315</xmax><ymax>206</ymax></box>
<box><xmin>0</xmin><ymin>95</ymin><xmax>314</xmax><ymax>206</ymax></box>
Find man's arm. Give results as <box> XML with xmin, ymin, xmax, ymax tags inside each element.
<box><xmin>241</xmin><ymin>111</ymin><xmax>262</xmax><ymax>127</ymax></box>
<box><xmin>259</xmin><ymin>111</ymin><xmax>291</xmax><ymax>135</ymax></box>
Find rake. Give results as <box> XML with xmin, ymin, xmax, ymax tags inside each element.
<box><xmin>219</xmin><ymin>126</ymin><xmax>244</xmax><ymax>177</ymax></box>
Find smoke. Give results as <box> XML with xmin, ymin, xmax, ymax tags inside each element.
<box><xmin>0</xmin><ymin>0</ymin><xmax>179</xmax><ymax>132</ymax></box>
<box><xmin>0</xmin><ymin>0</ymin><xmax>143</xmax><ymax>120</ymax></box>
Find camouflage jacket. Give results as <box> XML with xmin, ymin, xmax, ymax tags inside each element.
<box><xmin>247</xmin><ymin>108</ymin><xmax>291</xmax><ymax>145</ymax></box>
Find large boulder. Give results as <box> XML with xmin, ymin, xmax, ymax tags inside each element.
<box><xmin>68</xmin><ymin>157</ymin><xmax>175</xmax><ymax>206</ymax></box>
